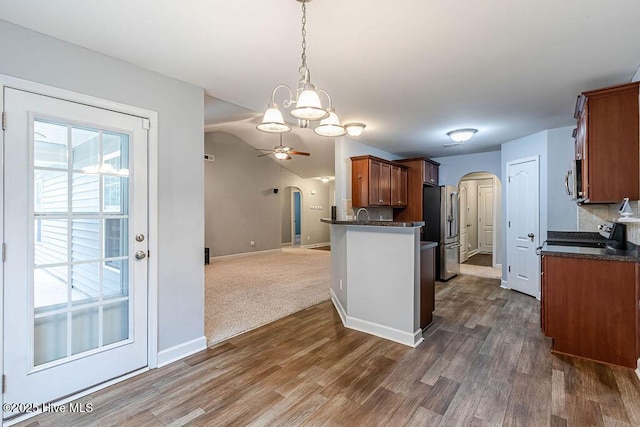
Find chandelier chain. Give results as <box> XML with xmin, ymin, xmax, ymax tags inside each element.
<box><xmin>301</xmin><ymin>1</ymin><xmax>307</xmax><ymax>70</ymax></box>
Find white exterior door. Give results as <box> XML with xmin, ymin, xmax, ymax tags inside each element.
<box><xmin>506</xmin><ymin>157</ymin><xmax>540</xmax><ymax>298</ymax></box>
<box><xmin>459</xmin><ymin>184</ymin><xmax>469</xmax><ymax>262</ymax></box>
<box><xmin>3</xmin><ymin>88</ymin><xmax>149</xmax><ymax>417</ymax></box>
<box><xmin>478</xmin><ymin>184</ymin><xmax>494</xmax><ymax>254</ymax></box>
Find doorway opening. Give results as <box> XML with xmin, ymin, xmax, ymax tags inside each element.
<box><xmin>458</xmin><ymin>172</ymin><xmax>502</xmax><ymax>279</ymax></box>
<box><xmin>281</xmin><ymin>186</ymin><xmax>303</xmax><ymax>247</ymax></box>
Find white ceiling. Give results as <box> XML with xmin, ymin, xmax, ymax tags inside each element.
<box><xmin>3</xmin><ymin>1</ymin><xmax>640</xmax><ymax>173</ymax></box>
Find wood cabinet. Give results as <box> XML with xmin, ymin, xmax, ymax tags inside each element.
<box><xmin>420</xmin><ymin>243</ymin><xmax>436</xmax><ymax>329</ymax></box>
<box><xmin>394</xmin><ymin>157</ymin><xmax>441</xmax><ymax>222</ymax></box>
<box><xmin>391</xmin><ymin>165</ymin><xmax>408</xmax><ymax>207</ymax></box>
<box><xmin>575</xmin><ymin>81</ymin><xmax>640</xmax><ymax>203</ymax></box>
<box><xmin>541</xmin><ymin>254</ymin><xmax>640</xmax><ymax>368</ymax></box>
<box><xmin>351</xmin><ymin>156</ymin><xmax>407</xmax><ymax>208</ymax></box>
<box><xmin>424</xmin><ymin>160</ymin><xmax>439</xmax><ymax>186</ymax></box>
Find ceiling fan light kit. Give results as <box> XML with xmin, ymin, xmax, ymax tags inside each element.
<box><xmin>446</xmin><ymin>128</ymin><xmax>478</xmax><ymax>143</ymax></box>
<box><xmin>257</xmin><ymin>0</ymin><xmax>351</xmax><ymax>137</ymax></box>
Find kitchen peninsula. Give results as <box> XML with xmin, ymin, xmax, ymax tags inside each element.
<box><xmin>321</xmin><ymin>218</ymin><xmax>435</xmax><ymax>347</ymax></box>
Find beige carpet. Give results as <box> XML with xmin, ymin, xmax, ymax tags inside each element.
<box><xmin>205</xmin><ymin>247</ymin><xmax>331</xmax><ymax>345</ymax></box>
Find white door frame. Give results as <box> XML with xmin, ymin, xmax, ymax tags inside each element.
<box><xmin>505</xmin><ymin>156</ymin><xmax>540</xmax><ymax>298</ymax></box>
<box><xmin>0</xmin><ymin>74</ymin><xmax>159</xmax><ymax>409</ymax></box>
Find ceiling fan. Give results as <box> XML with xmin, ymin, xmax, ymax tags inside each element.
<box><xmin>256</xmin><ymin>134</ymin><xmax>310</xmax><ymax>160</ymax></box>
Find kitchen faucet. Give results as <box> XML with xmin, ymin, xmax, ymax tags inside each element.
<box><xmin>356</xmin><ymin>207</ymin><xmax>370</xmax><ymax>221</ymax></box>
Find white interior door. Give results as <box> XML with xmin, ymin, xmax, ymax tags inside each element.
<box><xmin>506</xmin><ymin>157</ymin><xmax>540</xmax><ymax>298</ymax></box>
<box><xmin>3</xmin><ymin>88</ymin><xmax>149</xmax><ymax>416</ymax></box>
<box><xmin>478</xmin><ymin>184</ymin><xmax>494</xmax><ymax>254</ymax></box>
<box><xmin>459</xmin><ymin>185</ymin><xmax>469</xmax><ymax>262</ymax></box>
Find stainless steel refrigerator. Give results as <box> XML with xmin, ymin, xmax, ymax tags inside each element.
<box><xmin>423</xmin><ymin>185</ymin><xmax>460</xmax><ymax>281</ymax></box>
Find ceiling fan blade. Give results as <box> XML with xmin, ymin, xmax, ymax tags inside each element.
<box><xmin>257</xmin><ymin>152</ymin><xmax>273</xmax><ymax>157</ymax></box>
<box><xmin>289</xmin><ymin>151</ymin><xmax>310</xmax><ymax>156</ymax></box>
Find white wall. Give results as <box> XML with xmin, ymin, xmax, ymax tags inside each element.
<box><xmin>501</xmin><ymin>131</ymin><xmax>548</xmax><ymax>282</ymax></box>
<box><xmin>547</xmin><ymin>127</ymin><xmax>578</xmax><ymax>231</ymax></box>
<box><xmin>0</xmin><ymin>20</ymin><xmax>204</xmax><ymax>352</ymax></box>
<box><xmin>432</xmin><ymin>151</ymin><xmax>501</xmax><ymax>186</ymax></box>
<box><xmin>205</xmin><ymin>131</ymin><xmax>330</xmax><ymax>256</ymax></box>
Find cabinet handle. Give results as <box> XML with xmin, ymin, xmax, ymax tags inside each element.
<box><xmin>430</xmin><ymin>179</ymin><xmax>435</xmax><ymax>182</ymax></box>
<box><xmin>379</xmin><ymin>199</ymin><xmax>383</xmax><ymax>203</ymax></box>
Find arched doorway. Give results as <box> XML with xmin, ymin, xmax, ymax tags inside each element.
<box><xmin>458</xmin><ymin>172</ymin><xmax>502</xmax><ymax>276</ymax></box>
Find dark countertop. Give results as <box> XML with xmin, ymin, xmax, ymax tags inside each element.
<box><xmin>420</xmin><ymin>241</ymin><xmax>438</xmax><ymax>249</ymax></box>
<box><xmin>321</xmin><ymin>218</ymin><xmax>425</xmax><ymax>227</ymax></box>
<box><xmin>541</xmin><ymin>231</ymin><xmax>640</xmax><ymax>262</ymax></box>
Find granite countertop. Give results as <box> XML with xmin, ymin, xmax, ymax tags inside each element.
<box><xmin>541</xmin><ymin>231</ymin><xmax>640</xmax><ymax>262</ymax></box>
<box><xmin>321</xmin><ymin>218</ymin><xmax>425</xmax><ymax>227</ymax></box>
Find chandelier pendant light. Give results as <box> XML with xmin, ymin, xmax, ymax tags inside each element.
<box><xmin>257</xmin><ymin>0</ymin><xmax>348</xmax><ymax>137</ymax></box>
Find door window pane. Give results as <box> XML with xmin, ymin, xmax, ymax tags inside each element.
<box><xmin>103</xmin><ymin>260</ymin><xmax>129</xmax><ymax>299</ymax></box>
<box><xmin>103</xmin><ymin>132</ymin><xmax>129</xmax><ymax>174</ymax></box>
<box><xmin>71</xmin><ymin>127</ymin><xmax>99</xmax><ymax>171</ymax></box>
<box><xmin>34</xmin><ymin>120</ymin><xmax>68</xmax><ymax>169</ymax></box>
<box><xmin>71</xmin><ymin>219</ymin><xmax>100</xmax><ymax>262</ymax></box>
<box><xmin>103</xmin><ymin>301</ymin><xmax>129</xmax><ymax>345</ymax></box>
<box><xmin>34</xmin><ymin>266</ymin><xmax>68</xmax><ymax>311</ymax></box>
<box><xmin>72</xmin><ymin>308</ymin><xmax>99</xmax><ymax>355</ymax></box>
<box><xmin>34</xmin><ymin>220</ymin><xmax>68</xmax><ymax>266</ymax></box>
<box><xmin>71</xmin><ymin>262</ymin><xmax>100</xmax><ymax>306</ymax></box>
<box><xmin>72</xmin><ymin>173</ymin><xmax>100</xmax><ymax>213</ymax></box>
<box><xmin>34</xmin><ymin>170</ymin><xmax>68</xmax><ymax>213</ymax></box>
<box><xmin>34</xmin><ymin>314</ymin><xmax>67</xmax><ymax>366</ymax></box>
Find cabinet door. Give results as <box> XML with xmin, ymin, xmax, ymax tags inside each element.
<box><xmin>369</xmin><ymin>160</ymin><xmax>382</xmax><ymax>206</ymax></box>
<box><xmin>586</xmin><ymin>87</ymin><xmax>639</xmax><ymax>202</ymax></box>
<box><xmin>351</xmin><ymin>159</ymin><xmax>370</xmax><ymax>208</ymax></box>
<box><xmin>578</xmin><ymin>101</ymin><xmax>588</xmax><ymax>198</ymax></box>
<box><xmin>424</xmin><ymin>162</ymin><xmax>438</xmax><ymax>186</ymax></box>
<box><xmin>379</xmin><ymin>161</ymin><xmax>391</xmax><ymax>205</ymax></box>
<box><xmin>391</xmin><ymin>166</ymin><xmax>408</xmax><ymax>207</ymax></box>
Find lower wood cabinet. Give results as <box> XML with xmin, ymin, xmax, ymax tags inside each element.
<box><xmin>542</xmin><ymin>255</ymin><xmax>640</xmax><ymax>368</ymax></box>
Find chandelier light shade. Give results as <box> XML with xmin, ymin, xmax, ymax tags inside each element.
<box><xmin>256</xmin><ymin>0</ymin><xmax>353</xmax><ymax>137</ymax></box>
<box><xmin>257</xmin><ymin>103</ymin><xmax>292</xmax><ymax>133</ymax></box>
<box><xmin>274</xmin><ymin>151</ymin><xmax>289</xmax><ymax>160</ymax></box>
<box><xmin>447</xmin><ymin>128</ymin><xmax>478</xmax><ymax>143</ymax></box>
<box><xmin>345</xmin><ymin>122</ymin><xmax>366</xmax><ymax>137</ymax></box>
<box><xmin>314</xmin><ymin>107</ymin><xmax>347</xmax><ymax>137</ymax></box>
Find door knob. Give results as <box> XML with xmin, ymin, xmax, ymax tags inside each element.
<box><xmin>528</xmin><ymin>233</ymin><xmax>535</xmax><ymax>240</ymax></box>
<box><xmin>135</xmin><ymin>250</ymin><xmax>147</xmax><ymax>260</ymax></box>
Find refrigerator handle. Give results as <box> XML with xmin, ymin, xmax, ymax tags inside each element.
<box><xmin>450</xmin><ymin>191</ymin><xmax>458</xmax><ymax>238</ymax></box>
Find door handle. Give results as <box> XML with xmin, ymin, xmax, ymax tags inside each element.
<box><xmin>135</xmin><ymin>250</ymin><xmax>147</xmax><ymax>260</ymax></box>
<box><xmin>528</xmin><ymin>233</ymin><xmax>535</xmax><ymax>241</ymax></box>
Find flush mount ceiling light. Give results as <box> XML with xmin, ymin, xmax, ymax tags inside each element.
<box><xmin>447</xmin><ymin>128</ymin><xmax>478</xmax><ymax>143</ymax></box>
<box><xmin>321</xmin><ymin>176</ymin><xmax>330</xmax><ymax>183</ymax></box>
<box><xmin>344</xmin><ymin>122</ymin><xmax>366</xmax><ymax>137</ymax></box>
<box><xmin>257</xmin><ymin>0</ymin><xmax>350</xmax><ymax>137</ymax></box>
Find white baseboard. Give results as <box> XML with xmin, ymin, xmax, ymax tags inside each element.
<box><xmin>468</xmin><ymin>249</ymin><xmax>479</xmax><ymax>257</ymax></box>
<box><xmin>211</xmin><ymin>248</ymin><xmax>282</xmax><ymax>261</ymax></box>
<box><xmin>302</xmin><ymin>241</ymin><xmax>331</xmax><ymax>249</ymax></box>
<box><xmin>330</xmin><ymin>289</ymin><xmax>422</xmax><ymax>348</ymax></box>
<box><xmin>501</xmin><ymin>279</ymin><xmax>509</xmax><ymax>289</ymax></box>
<box><xmin>157</xmin><ymin>336</ymin><xmax>207</xmax><ymax>368</ymax></box>
<box><xmin>330</xmin><ymin>289</ymin><xmax>347</xmax><ymax>324</ymax></box>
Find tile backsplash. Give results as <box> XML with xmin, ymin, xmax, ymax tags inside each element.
<box><xmin>577</xmin><ymin>201</ymin><xmax>640</xmax><ymax>244</ymax></box>
<box><xmin>339</xmin><ymin>199</ymin><xmax>394</xmax><ymax>221</ymax></box>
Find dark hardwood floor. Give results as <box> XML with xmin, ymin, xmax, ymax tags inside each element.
<box><xmin>464</xmin><ymin>253</ymin><xmax>493</xmax><ymax>267</ymax></box>
<box><xmin>17</xmin><ymin>274</ymin><xmax>640</xmax><ymax>426</ymax></box>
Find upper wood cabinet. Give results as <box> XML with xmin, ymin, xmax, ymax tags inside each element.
<box><xmin>351</xmin><ymin>156</ymin><xmax>407</xmax><ymax>208</ymax></box>
<box><xmin>391</xmin><ymin>165</ymin><xmax>408</xmax><ymax>207</ymax></box>
<box><xmin>393</xmin><ymin>157</ymin><xmax>440</xmax><ymax>222</ymax></box>
<box><xmin>424</xmin><ymin>160</ymin><xmax>439</xmax><ymax>186</ymax></box>
<box><xmin>575</xmin><ymin>81</ymin><xmax>640</xmax><ymax>202</ymax></box>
